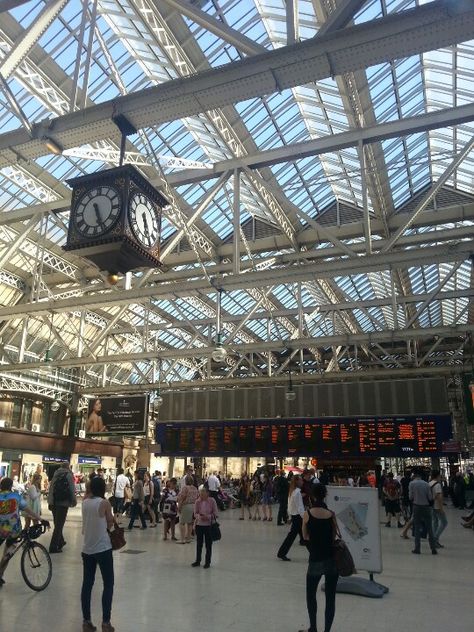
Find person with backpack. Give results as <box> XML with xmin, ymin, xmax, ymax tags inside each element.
<box><xmin>47</xmin><ymin>461</ymin><xmax>77</xmax><ymax>553</ymax></box>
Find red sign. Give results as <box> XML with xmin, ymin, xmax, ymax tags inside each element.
<box><xmin>442</xmin><ymin>440</ymin><xmax>461</xmax><ymax>453</ymax></box>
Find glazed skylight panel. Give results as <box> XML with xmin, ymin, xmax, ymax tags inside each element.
<box><xmin>185</xmin><ymin>1</ymin><xmax>266</xmax><ymax>63</ymax></box>
<box><xmin>252</xmin><ymin>0</ymin><xmax>359</xmax><ymax>208</ymax></box>
<box><xmin>101</xmin><ymin>4</ymin><xmax>279</xmax><ymax>228</ymax></box>
<box><xmin>424</xmin><ymin>41</ymin><xmax>474</xmax><ymax>194</ymax></box>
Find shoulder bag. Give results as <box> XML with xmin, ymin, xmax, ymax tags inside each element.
<box><xmin>210</xmin><ymin>514</ymin><xmax>221</xmax><ymax>542</ymax></box>
<box><xmin>332</xmin><ymin>513</ymin><xmax>356</xmax><ymax>577</ymax></box>
<box><xmin>109</xmin><ymin>519</ymin><xmax>126</xmax><ymax>551</ymax></box>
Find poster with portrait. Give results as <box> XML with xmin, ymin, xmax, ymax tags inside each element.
<box><xmin>86</xmin><ymin>395</ymin><xmax>148</xmax><ymax>436</ymax></box>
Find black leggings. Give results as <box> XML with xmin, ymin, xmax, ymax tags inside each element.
<box><xmin>306</xmin><ymin>569</ymin><xmax>338</xmax><ymax>632</ymax></box>
<box><xmin>81</xmin><ymin>549</ymin><xmax>114</xmax><ymax>624</ymax></box>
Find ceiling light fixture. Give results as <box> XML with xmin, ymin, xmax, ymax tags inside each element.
<box><xmin>43</xmin><ymin>136</ymin><xmax>63</xmax><ymax>155</ymax></box>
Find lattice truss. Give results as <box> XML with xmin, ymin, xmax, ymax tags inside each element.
<box><xmin>0</xmin><ymin>0</ymin><xmax>473</xmax><ymax>398</ymax></box>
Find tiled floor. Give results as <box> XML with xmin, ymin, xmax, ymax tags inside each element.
<box><xmin>0</xmin><ymin>503</ymin><xmax>472</xmax><ymax>632</ymax></box>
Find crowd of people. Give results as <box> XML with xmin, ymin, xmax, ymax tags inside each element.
<box><xmin>1</xmin><ymin>461</ymin><xmax>473</xmax><ymax>632</ymax></box>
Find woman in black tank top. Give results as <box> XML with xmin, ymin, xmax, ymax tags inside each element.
<box><xmin>299</xmin><ymin>484</ymin><xmax>338</xmax><ymax>632</ymax></box>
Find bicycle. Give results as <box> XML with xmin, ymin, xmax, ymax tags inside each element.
<box><xmin>4</xmin><ymin>523</ymin><xmax>52</xmax><ymax>591</ymax></box>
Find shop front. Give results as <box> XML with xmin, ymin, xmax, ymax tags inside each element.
<box><xmin>0</xmin><ymin>427</ymin><xmax>123</xmax><ymax>483</ymax></box>
<box><xmin>0</xmin><ymin>449</ymin><xmax>22</xmax><ymax>479</ymax></box>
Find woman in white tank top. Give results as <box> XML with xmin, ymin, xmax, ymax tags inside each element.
<box><xmin>81</xmin><ymin>476</ymin><xmax>115</xmax><ymax>632</ymax></box>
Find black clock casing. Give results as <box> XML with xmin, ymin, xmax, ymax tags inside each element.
<box><xmin>63</xmin><ymin>164</ymin><xmax>167</xmax><ymax>273</ymax></box>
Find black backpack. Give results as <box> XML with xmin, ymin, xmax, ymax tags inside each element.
<box><xmin>53</xmin><ymin>473</ymin><xmax>71</xmax><ymax>502</ymax></box>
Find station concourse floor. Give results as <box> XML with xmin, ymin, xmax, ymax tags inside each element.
<box><xmin>0</xmin><ymin>504</ymin><xmax>472</xmax><ymax>632</ymax></box>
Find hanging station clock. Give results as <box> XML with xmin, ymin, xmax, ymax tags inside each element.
<box><xmin>63</xmin><ymin>164</ymin><xmax>167</xmax><ymax>275</ymax></box>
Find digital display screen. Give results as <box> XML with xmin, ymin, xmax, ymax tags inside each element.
<box><xmin>208</xmin><ymin>426</ymin><xmax>223</xmax><ymax>454</ymax></box>
<box><xmin>223</xmin><ymin>424</ymin><xmax>239</xmax><ymax>454</ymax></box>
<box><xmin>287</xmin><ymin>423</ymin><xmax>305</xmax><ymax>455</ymax></box>
<box><xmin>163</xmin><ymin>425</ymin><xmax>178</xmax><ymax>454</ymax></box>
<box><xmin>340</xmin><ymin>423</ymin><xmax>359</xmax><ymax>456</ymax></box>
<box><xmin>255</xmin><ymin>424</ymin><xmax>270</xmax><ymax>454</ymax></box>
<box><xmin>158</xmin><ymin>415</ymin><xmax>452</xmax><ymax>457</ymax></box>
<box><xmin>377</xmin><ymin>419</ymin><xmax>398</xmax><ymax>456</ymax></box>
<box><xmin>178</xmin><ymin>427</ymin><xmax>193</xmax><ymax>454</ymax></box>
<box><xmin>359</xmin><ymin>420</ymin><xmax>377</xmax><ymax>454</ymax></box>
<box><xmin>239</xmin><ymin>424</ymin><xmax>254</xmax><ymax>454</ymax></box>
<box><xmin>321</xmin><ymin>423</ymin><xmax>339</xmax><ymax>455</ymax></box>
<box><xmin>416</xmin><ymin>419</ymin><xmax>437</xmax><ymax>453</ymax></box>
<box><xmin>271</xmin><ymin>424</ymin><xmax>287</xmax><ymax>456</ymax></box>
<box><xmin>397</xmin><ymin>420</ymin><xmax>417</xmax><ymax>455</ymax></box>
<box><xmin>193</xmin><ymin>426</ymin><xmax>207</xmax><ymax>454</ymax></box>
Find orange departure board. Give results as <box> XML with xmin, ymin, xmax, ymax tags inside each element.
<box><xmin>156</xmin><ymin>415</ymin><xmax>452</xmax><ymax>456</ymax></box>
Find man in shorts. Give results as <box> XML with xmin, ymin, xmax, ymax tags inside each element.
<box><xmin>0</xmin><ymin>477</ymin><xmax>49</xmax><ymax>587</ymax></box>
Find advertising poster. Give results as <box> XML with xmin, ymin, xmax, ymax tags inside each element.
<box><xmin>326</xmin><ymin>486</ymin><xmax>382</xmax><ymax>574</ymax></box>
<box><xmin>86</xmin><ymin>395</ymin><xmax>148</xmax><ymax>436</ymax></box>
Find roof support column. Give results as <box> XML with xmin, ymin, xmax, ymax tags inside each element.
<box><xmin>285</xmin><ymin>0</ymin><xmax>299</xmax><ymax>44</ymax></box>
<box><xmin>233</xmin><ymin>168</ymin><xmax>241</xmax><ymax>275</ymax></box>
<box><xmin>358</xmin><ymin>139</ymin><xmax>372</xmax><ymax>254</ymax></box>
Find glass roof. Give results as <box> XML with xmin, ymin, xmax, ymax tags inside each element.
<box><xmin>0</xmin><ymin>0</ymin><xmax>472</xmax><ymax>390</ymax></box>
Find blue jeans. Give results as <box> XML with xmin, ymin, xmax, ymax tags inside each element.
<box><xmin>432</xmin><ymin>509</ymin><xmax>448</xmax><ymax>542</ymax></box>
<box><xmin>81</xmin><ymin>549</ymin><xmax>114</xmax><ymax>623</ymax></box>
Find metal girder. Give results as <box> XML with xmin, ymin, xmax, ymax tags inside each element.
<box><xmin>1</xmin><ymin>0</ymin><xmax>473</xmax><ymax>167</ymax></box>
<box><xmin>1</xmin><ymin>323</ymin><xmax>472</xmax><ymax>373</ymax></box>
<box><xmin>79</xmin><ymin>363</ymin><xmax>465</xmax><ymax>394</ymax></box>
<box><xmin>0</xmin><ymin>240</ymin><xmax>471</xmax><ymax>321</ymax></box>
<box><xmin>159</xmin><ymin>0</ymin><xmax>265</xmax><ymax>56</ymax></box>
<box><xmin>0</xmin><ymin>212</ymin><xmax>44</xmax><ymax>269</ymax></box>
<box><xmin>160</xmin><ymin>171</ymin><xmax>230</xmax><ymax>261</ymax></box>
<box><xmin>63</xmin><ymin>146</ymin><xmax>211</xmax><ymax>170</ymax></box>
<box><xmin>0</xmin><ymin>71</ymin><xmax>32</xmax><ymax>134</ymax></box>
<box><xmin>0</xmin><ymin>0</ymin><xmax>69</xmax><ymax>80</ymax></box>
<box><xmin>168</xmin><ymin>102</ymin><xmax>474</xmax><ymax>186</ymax></box>
<box><xmin>382</xmin><ymin>135</ymin><xmax>474</xmax><ymax>252</ymax></box>
<box><xmin>0</xmin><ymin>373</ymin><xmax>72</xmax><ymax>398</ymax></box>
<box><xmin>285</xmin><ymin>0</ymin><xmax>298</xmax><ymax>45</ymax></box>
<box><xmin>0</xmin><ymin>0</ymin><xmax>31</xmax><ymax>11</ymax></box>
<box><xmin>317</xmin><ymin>0</ymin><xmax>367</xmax><ymax>36</ymax></box>
<box><xmin>108</xmin><ymin>288</ymin><xmax>474</xmax><ymax>335</ymax></box>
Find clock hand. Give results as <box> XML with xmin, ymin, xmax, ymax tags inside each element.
<box><xmin>93</xmin><ymin>202</ymin><xmax>103</xmax><ymax>225</ymax></box>
<box><xmin>142</xmin><ymin>212</ymin><xmax>151</xmax><ymax>245</ymax></box>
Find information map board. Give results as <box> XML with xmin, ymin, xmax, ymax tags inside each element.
<box><xmin>155</xmin><ymin>414</ymin><xmax>452</xmax><ymax>457</ymax></box>
<box><xmin>326</xmin><ymin>486</ymin><xmax>382</xmax><ymax>574</ymax></box>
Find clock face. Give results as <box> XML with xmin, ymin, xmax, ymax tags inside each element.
<box><xmin>74</xmin><ymin>186</ymin><xmax>121</xmax><ymax>237</ymax></box>
<box><xmin>128</xmin><ymin>192</ymin><xmax>159</xmax><ymax>247</ymax></box>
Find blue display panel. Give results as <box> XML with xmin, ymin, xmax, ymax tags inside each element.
<box><xmin>155</xmin><ymin>415</ymin><xmax>452</xmax><ymax>457</ymax></box>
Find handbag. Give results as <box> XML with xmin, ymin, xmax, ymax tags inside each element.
<box><xmin>109</xmin><ymin>520</ymin><xmax>126</xmax><ymax>551</ymax></box>
<box><xmin>210</xmin><ymin>516</ymin><xmax>221</xmax><ymax>542</ymax></box>
<box><xmin>332</xmin><ymin>515</ymin><xmax>356</xmax><ymax>577</ymax></box>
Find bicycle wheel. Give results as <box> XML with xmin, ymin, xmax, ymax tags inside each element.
<box><xmin>21</xmin><ymin>542</ymin><xmax>52</xmax><ymax>591</ymax></box>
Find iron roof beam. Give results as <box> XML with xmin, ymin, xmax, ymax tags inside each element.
<box><xmin>168</xmin><ymin>102</ymin><xmax>474</xmax><ymax>186</ymax></box>
<box><xmin>0</xmin><ymin>240</ymin><xmax>471</xmax><ymax>321</ymax></box>
<box><xmin>1</xmin><ymin>0</ymin><xmax>473</xmax><ymax>166</ymax></box>
<box><xmin>159</xmin><ymin>0</ymin><xmax>265</xmax><ymax>56</ymax></box>
<box><xmin>1</xmin><ymin>323</ymin><xmax>472</xmax><ymax>374</ymax></box>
